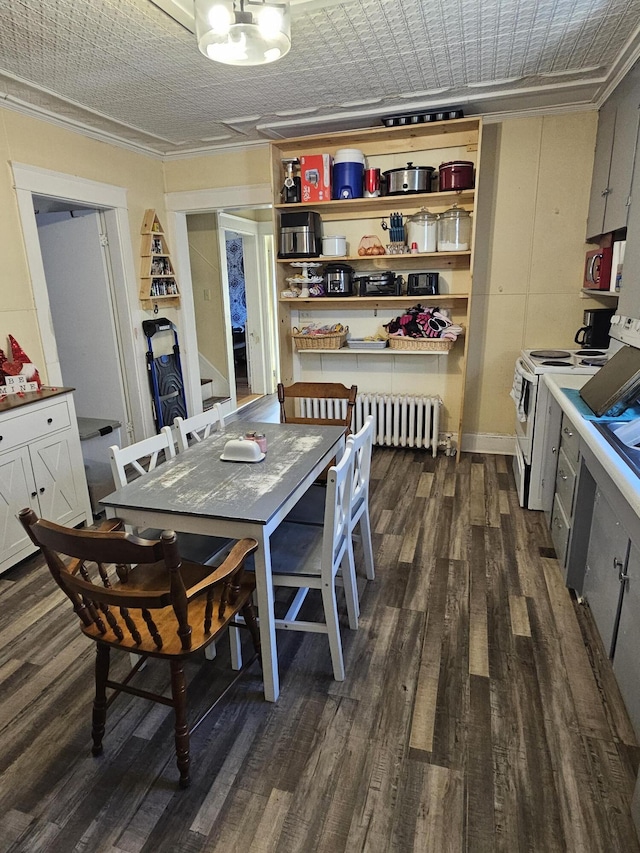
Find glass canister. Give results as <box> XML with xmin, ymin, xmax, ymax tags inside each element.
<box><xmin>437</xmin><ymin>203</ymin><xmax>472</xmax><ymax>251</ymax></box>
<box><xmin>406</xmin><ymin>207</ymin><xmax>438</xmax><ymax>253</ymax></box>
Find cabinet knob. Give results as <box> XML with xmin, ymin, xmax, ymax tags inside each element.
<box><xmin>563</xmin><ymin>427</ymin><xmax>573</xmax><ymax>437</ymax></box>
<box><xmin>39</xmin><ymin>487</ymin><xmax>45</xmax><ymax>494</ymax></box>
<box><xmin>552</xmin><ymin>446</ymin><xmax>557</xmax><ymax>454</ymax></box>
<box><xmin>47</xmin><ymin>417</ymin><xmax>53</xmax><ymax>424</ymax></box>
<box><xmin>559</xmin><ymin>469</ymin><xmax>568</xmax><ymax>481</ymax></box>
<box><xmin>31</xmin><ymin>491</ymin><xmax>37</xmax><ymax>498</ymax></box>
<box><xmin>601</xmin><ymin>187</ymin><xmax>611</xmax><ymax>197</ymax></box>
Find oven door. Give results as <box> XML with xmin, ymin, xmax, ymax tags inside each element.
<box><xmin>512</xmin><ymin>358</ymin><xmax>538</xmax><ymax>466</ymax></box>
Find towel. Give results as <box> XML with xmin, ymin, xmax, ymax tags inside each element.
<box><xmin>560</xmin><ymin>387</ymin><xmax>640</xmax><ymax>421</ymax></box>
<box><xmin>510</xmin><ymin>365</ymin><xmax>529</xmax><ymax>422</ymax></box>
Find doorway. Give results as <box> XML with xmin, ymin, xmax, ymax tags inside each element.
<box><xmin>185</xmin><ymin>207</ymin><xmax>277</xmax><ymax>416</ymax></box>
<box><xmin>34</xmin><ymin>201</ymin><xmax>132</xmax><ymax>435</ymax></box>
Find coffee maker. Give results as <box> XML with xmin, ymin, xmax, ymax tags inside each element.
<box><xmin>574</xmin><ymin>308</ymin><xmax>616</xmax><ymax>349</ymax></box>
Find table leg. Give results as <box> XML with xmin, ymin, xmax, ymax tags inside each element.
<box><xmin>253</xmin><ymin>530</ymin><xmax>279</xmax><ymax>702</ymax></box>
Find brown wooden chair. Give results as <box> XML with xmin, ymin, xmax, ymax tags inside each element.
<box><xmin>277</xmin><ymin>381</ymin><xmax>357</xmax><ymax>429</ymax></box>
<box><xmin>18</xmin><ymin>508</ymin><xmax>260</xmax><ymax>789</ymax></box>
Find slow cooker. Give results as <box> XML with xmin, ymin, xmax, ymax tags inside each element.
<box><xmin>383</xmin><ymin>162</ymin><xmax>435</xmax><ymax>195</ymax></box>
<box><xmin>323</xmin><ymin>263</ymin><xmax>356</xmax><ymax>296</ymax></box>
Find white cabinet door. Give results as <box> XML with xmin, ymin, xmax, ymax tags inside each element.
<box><xmin>587</xmin><ymin>98</ymin><xmax>617</xmax><ymax>240</ymax></box>
<box><xmin>29</xmin><ymin>432</ymin><xmax>79</xmax><ymax>527</ymax></box>
<box><xmin>0</xmin><ymin>446</ymin><xmax>37</xmax><ymax>564</ymax></box>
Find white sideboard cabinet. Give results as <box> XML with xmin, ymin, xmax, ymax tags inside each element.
<box><xmin>0</xmin><ymin>388</ymin><xmax>91</xmax><ymax>575</ymax></box>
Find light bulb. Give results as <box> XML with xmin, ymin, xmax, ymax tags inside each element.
<box><xmin>207</xmin><ymin>4</ymin><xmax>232</xmax><ymax>35</ymax></box>
<box><xmin>258</xmin><ymin>6</ymin><xmax>283</xmax><ymax>39</ymax></box>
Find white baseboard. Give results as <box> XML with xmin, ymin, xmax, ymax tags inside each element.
<box><xmin>460</xmin><ymin>433</ymin><xmax>517</xmax><ymax>455</ymax></box>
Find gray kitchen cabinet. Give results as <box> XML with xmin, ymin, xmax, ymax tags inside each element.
<box><xmin>613</xmin><ymin>541</ymin><xmax>640</xmax><ymax>736</ymax></box>
<box><xmin>550</xmin><ymin>413</ymin><xmax>580</xmax><ymax>566</ymax></box>
<box><xmin>582</xmin><ymin>486</ymin><xmax>630</xmax><ymax>657</ymax></box>
<box><xmin>586</xmin><ymin>63</ymin><xmax>640</xmax><ymax>240</ymax></box>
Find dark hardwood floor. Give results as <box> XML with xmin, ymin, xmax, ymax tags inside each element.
<box><xmin>1</xmin><ymin>449</ymin><xmax>639</xmax><ymax>852</ymax></box>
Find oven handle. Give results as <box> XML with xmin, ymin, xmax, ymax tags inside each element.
<box><xmin>515</xmin><ymin>358</ymin><xmax>536</xmax><ymax>385</ymax></box>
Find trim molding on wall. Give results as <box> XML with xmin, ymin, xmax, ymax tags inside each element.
<box><xmin>461</xmin><ymin>433</ymin><xmax>516</xmax><ymax>455</ymax></box>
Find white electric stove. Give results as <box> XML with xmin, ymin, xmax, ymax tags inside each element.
<box><xmin>513</xmin><ymin>348</ymin><xmax>609</xmax><ymax>510</ymax></box>
<box><xmin>521</xmin><ymin>348</ymin><xmax>609</xmax><ymax>375</ymax></box>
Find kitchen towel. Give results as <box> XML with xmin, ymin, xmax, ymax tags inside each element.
<box><xmin>510</xmin><ymin>366</ymin><xmax>529</xmax><ymax>422</ymax></box>
<box><xmin>561</xmin><ymin>387</ymin><xmax>640</xmax><ymax>421</ymax></box>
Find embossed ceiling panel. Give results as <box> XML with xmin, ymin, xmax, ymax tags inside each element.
<box><xmin>0</xmin><ymin>0</ymin><xmax>639</xmax><ymax>154</ymax></box>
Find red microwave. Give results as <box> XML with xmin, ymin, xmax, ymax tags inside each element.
<box><xmin>584</xmin><ymin>246</ymin><xmax>613</xmax><ymax>290</ymax></box>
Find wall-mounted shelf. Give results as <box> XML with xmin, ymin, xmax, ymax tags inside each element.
<box><xmin>139</xmin><ymin>209</ymin><xmax>180</xmax><ymax>311</ymax></box>
<box><xmin>580</xmin><ymin>289</ymin><xmax>619</xmax><ymax>299</ymax></box>
<box><xmin>274</xmin><ymin>189</ymin><xmax>474</xmax><ymax>218</ymax></box>
<box><xmin>280</xmin><ymin>294</ymin><xmax>469</xmax><ymax>307</ymax></box>
<box><xmin>296</xmin><ymin>347</ymin><xmax>453</xmax><ymax>355</ymax></box>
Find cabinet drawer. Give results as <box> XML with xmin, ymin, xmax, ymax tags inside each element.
<box><xmin>551</xmin><ymin>496</ymin><xmax>571</xmax><ymax>566</ymax></box>
<box><xmin>560</xmin><ymin>414</ymin><xmax>580</xmax><ymax>469</ymax></box>
<box><xmin>0</xmin><ymin>401</ymin><xmax>71</xmax><ymax>452</ymax></box>
<box><xmin>555</xmin><ymin>447</ymin><xmax>577</xmax><ymax>518</ymax></box>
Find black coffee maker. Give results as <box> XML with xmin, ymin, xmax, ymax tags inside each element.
<box><xmin>574</xmin><ymin>308</ymin><xmax>616</xmax><ymax>349</ymax></box>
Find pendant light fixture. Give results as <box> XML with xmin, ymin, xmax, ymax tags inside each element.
<box><xmin>195</xmin><ymin>0</ymin><xmax>291</xmax><ymax>66</ymax></box>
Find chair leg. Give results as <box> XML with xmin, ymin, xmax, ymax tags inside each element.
<box><xmin>359</xmin><ymin>510</ymin><xmax>375</xmax><ymax>581</ymax></box>
<box><xmin>341</xmin><ymin>550</ymin><xmax>359</xmax><ymax>631</ymax></box>
<box><xmin>205</xmin><ymin>641</ymin><xmax>217</xmax><ymax>661</ymax></box>
<box><xmin>92</xmin><ymin>642</ymin><xmax>110</xmax><ymax>756</ymax></box>
<box><xmin>241</xmin><ymin>598</ymin><xmax>261</xmax><ymax>658</ymax></box>
<box><xmin>169</xmin><ymin>660</ymin><xmax>190</xmax><ymax>788</ymax></box>
<box><xmin>321</xmin><ymin>581</ymin><xmax>345</xmax><ymax>681</ymax></box>
<box><xmin>229</xmin><ymin>626</ymin><xmax>243</xmax><ymax>670</ymax></box>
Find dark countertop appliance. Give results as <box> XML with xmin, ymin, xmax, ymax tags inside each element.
<box><xmin>357</xmin><ymin>272</ymin><xmax>402</xmax><ymax>296</ymax></box>
<box><xmin>323</xmin><ymin>262</ymin><xmax>355</xmax><ymax>296</ymax></box>
<box><xmin>575</xmin><ymin>308</ymin><xmax>615</xmax><ymax>349</ymax></box>
<box><xmin>407</xmin><ymin>272</ymin><xmax>439</xmax><ymax>295</ymax></box>
<box><xmin>279</xmin><ymin>210</ymin><xmax>322</xmax><ymax>258</ymax></box>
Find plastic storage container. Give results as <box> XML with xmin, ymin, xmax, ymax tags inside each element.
<box><xmin>406</xmin><ymin>207</ymin><xmax>438</xmax><ymax>253</ymax></box>
<box><xmin>333</xmin><ymin>148</ymin><xmax>365</xmax><ymax>199</ymax></box>
<box><xmin>437</xmin><ymin>204</ymin><xmax>472</xmax><ymax>251</ymax></box>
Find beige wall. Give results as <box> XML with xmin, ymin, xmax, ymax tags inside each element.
<box><xmin>0</xmin><ymin>107</ymin><xmax>168</xmax><ymax>397</ymax></box>
<box><xmin>0</xmin><ymin>104</ymin><xmax>600</xmax><ymax>443</ymax></box>
<box><xmin>466</xmin><ymin>111</ymin><xmax>601</xmax><ymax>437</ymax></box>
<box><xmin>187</xmin><ymin>213</ymin><xmax>228</xmax><ymax>381</ymax></box>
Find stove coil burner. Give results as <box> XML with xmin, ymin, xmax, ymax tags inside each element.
<box><xmin>540</xmin><ymin>360</ymin><xmax>573</xmax><ymax>366</ymax></box>
<box><xmin>579</xmin><ymin>357</ymin><xmax>607</xmax><ymax>366</ymax></box>
<box><xmin>529</xmin><ymin>350</ymin><xmax>571</xmax><ymax>359</ymax></box>
<box><xmin>576</xmin><ymin>349</ymin><xmax>605</xmax><ymax>357</ymax></box>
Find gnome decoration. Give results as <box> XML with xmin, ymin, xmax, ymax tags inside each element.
<box><xmin>0</xmin><ymin>336</ymin><xmax>42</xmax><ymax>395</ymax></box>
<box><xmin>9</xmin><ymin>335</ymin><xmax>42</xmax><ymax>387</ymax></box>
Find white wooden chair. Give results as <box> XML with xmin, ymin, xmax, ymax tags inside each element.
<box><xmin>284</xmin><ymin>415</ymin><xmax>376</xmax><ymax>584</ymax></box>
<box><xmin>269</xmin><ymin>441</ymin><xmax>359</xmax><ymax>681</ymax></box>
<box><xmin>108</xmin><ymin>428</ymin><xmax>231</xmax><ymax>567</ymax></box>
<box><xmin>173</xmin><ymin>404</ymin><xmax>225</xmax><ymax>453</ymax></box>
<box><xmin>346</xmin><ymin>415</ymin><xmax>375</xmax><ymax>581</ymax></box>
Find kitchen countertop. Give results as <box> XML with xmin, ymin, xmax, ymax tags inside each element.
<box><xmin>0</xmin><ymin>386</ymin><xmax>73</xmax><ymax>414</ymax></box>
<box><xmin>543</xmin><ymin>373</ymin><xmax>640</xmax><ymax>518</ymax></box>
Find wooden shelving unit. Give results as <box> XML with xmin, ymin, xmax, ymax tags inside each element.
<box><xmin>269</xmin><ymin>116</ymin><xmax>483</xmax><ymax>447</ymax></box>
<box><xmin>139</xmin><ymin>209</ymin><xmax>180</xmax><ymax>311</ymax></box>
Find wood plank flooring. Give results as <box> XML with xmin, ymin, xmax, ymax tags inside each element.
<box><xmin>1</xmin><ymin>449</ymin><xmax>639</xmax><ymax>852</ymax></box>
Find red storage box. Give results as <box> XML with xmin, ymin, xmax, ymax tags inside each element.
<box><xmin>300</xmin><ymin>154</ymin><xmax>332</xmax><ymax>202</ymax></box>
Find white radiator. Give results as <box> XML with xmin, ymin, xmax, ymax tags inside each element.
<box><xmin>298</xmin><ymin>393</ymin><xmax>442</xmax><ymax>456</ymax></box>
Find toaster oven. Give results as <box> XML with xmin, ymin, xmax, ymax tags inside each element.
<box><xmin>407</xmin><ymin>272</ymin><xmax>439</xmax><ymax>296</ymax></box>
<box><xmin>357</xmin><ymin>273</ymin><xmax>402</xmax><ymax>296</ymax></box>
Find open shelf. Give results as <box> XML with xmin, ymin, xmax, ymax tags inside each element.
<box><xmin>275</xmin><ymin>189</ymin><xmax>474</xmax><ymax>217</ymax></box>
<box><xmin>280</xmin><ymin>294</ymin><xmax>469</xmax><ymax>307</ymax></box>
<box><xmin>295</xmin><ymin>346</ymin><xmax>453</xmax><ymax>355</ymax></box>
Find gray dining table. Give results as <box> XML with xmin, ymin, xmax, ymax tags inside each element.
<box><xmin>100</xmin><ymin>420</ymin><xmax>345</xmax><ymax>702</ymax></box>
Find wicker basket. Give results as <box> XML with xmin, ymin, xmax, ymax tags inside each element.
<box><xmin>292</xmin><ymin>327</ymin><xmax>348</xmax><ymax>350</ymax></box>
<box><xmin>388</xmin><ymin>336</ymin><xmax>455</xmax><ymax>352</ymax></box>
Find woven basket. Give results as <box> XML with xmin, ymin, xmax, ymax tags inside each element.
<box><xmin>292</xmin><ymin>327</ymin><xmax>348</xmax><ymax>350</ymax></box>
<box><xmin>388</xmin><ymin>336</ymin><xmax>455</xmax><ymax>351</ymax></box>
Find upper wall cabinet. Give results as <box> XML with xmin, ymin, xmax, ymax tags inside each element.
<box><xmin>587</xmin><ymin>67</ymin><xmax>640</xmax><ymax>240</ymax></box>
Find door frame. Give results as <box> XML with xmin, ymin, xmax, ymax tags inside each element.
<box><xmin>164</xmin><ymin>184</ymin><xmax>273</xmax><ymax>417</ymax></box>
<box><xmin>11</xmin><ymin>163</ymin><xmax>146</xmax><ymax>441</ymax></box>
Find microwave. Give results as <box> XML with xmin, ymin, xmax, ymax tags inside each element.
<box><xmin>584</xmin><ymin>246</ymin><xmax>613</xmax><ymax>290</ymax></box>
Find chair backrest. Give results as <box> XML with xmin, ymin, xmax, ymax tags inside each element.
<box><xmin>277</xmin><ymin>382</ymin><xmax>357</xmax><ymax>429</ymax></box>
<box><xmin>322</xmin><ymin>442</ymin><xmax>354</xmax><ymax>576</ymax></box>
<box><xmin>109</xmin><ymin>426</ymin><xmax>175</xmax><ymax>488</ymax></box>
<box><xmin>18</xmin><ymin>507</ymin><xmax>257</xmax><ymax>654</ymax></box>
<box><xmin>174</xmin><ymin>404</ymin><xmax>225</xmax><ymax>452</ymax></box>
<box><xmin>346</xmin><ymin>415</ymin><xmax>375</xmax><ymax>523</ymax></box>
